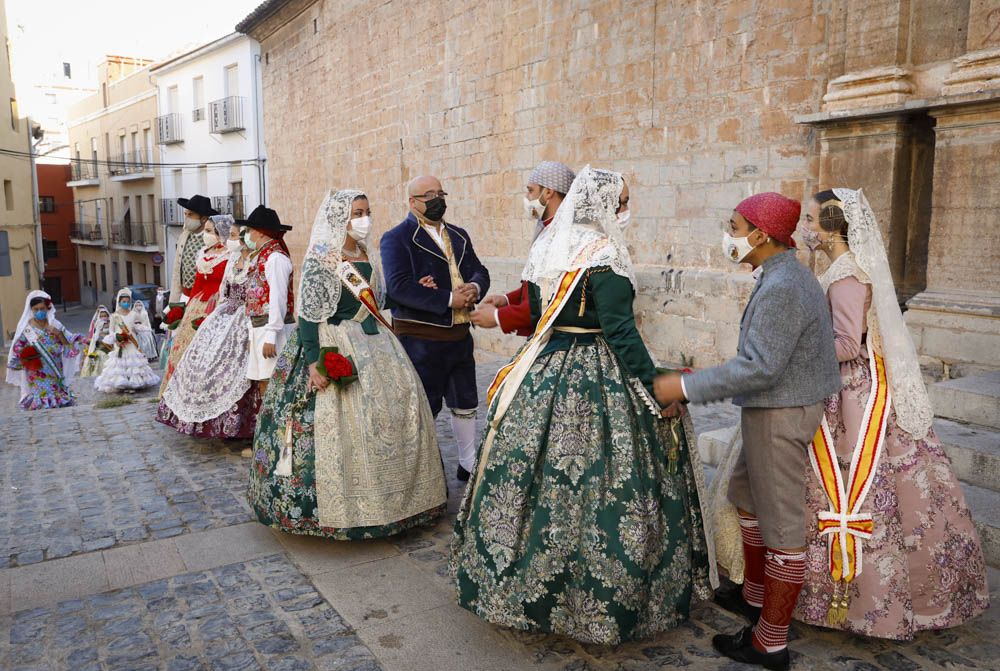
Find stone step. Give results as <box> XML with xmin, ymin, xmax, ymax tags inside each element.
<box><xmin>962</xmin><ymin>483</ymin><xmax>1000</xmax><ymax>568</ymax></box>
<box><xmin>935</xmin><ymin>418</ymin><xmax>1000</xmax><ymax>492</ymax></box>
<box><xmin>930</xmin><ymin>371</ymin><xmax>1000</xmax><ymax>430</ymax></box>
<box><xmin>698</xmin><ymin>425</ymin><xmax>736</xmax><ymax>469</ymax></box>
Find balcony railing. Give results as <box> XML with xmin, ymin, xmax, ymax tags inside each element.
<box><xmin>193</xmin><ymin>107</ymin><xmax>205</xmax><ymax>122</ymax></box>
<box><xmin>110</xmin><ymin>222</ymin><xmax>159</xmax><ymax>247</ymax></box>
<box><xmin>211</xmin><ymin>195</ymin><xmax>250</xmax><ymax>220</ymax></box>
<box><xmin>156</xmin><ymin>113</ymin><xmax>183</xmax><ymax>144</ymax></box>
<box><xmin>109</xmin><ymin>150</ymin><xmax>154</xmax><ymax>178</ymax></box>
<box><xmin>70</xmin><ymin>224</ymin><xmax>104</xmax><ymax>243</ymax></box>
<box><xmin>209</xmin><ymin>96</ymin><xmax>245</xmax><ymax>133</ymax></box>
<box><xmin>161</xmin><ymin>198</ymin><xmax>185</xmax><ymax>226</ymax></box>
<box><xmin>69</xmin><ymin>162</ymin><xmax>100</xmax><ymax>182</ymax></box>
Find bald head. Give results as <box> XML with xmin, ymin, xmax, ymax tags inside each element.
<box><xmin>407</xmin><ymin>175</ymin><xmax>442</xmax><ymax>198</ymax></box>
<box><xmin>407</xmin><ymin>175</ymin><xmax>448</xmax><ymax>222</ymax></box>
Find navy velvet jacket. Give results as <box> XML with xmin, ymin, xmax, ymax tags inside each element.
<box><xmin>380</xmin><ymin>213</ymin><xmax>491</xmax><ymax>327</ymax></box>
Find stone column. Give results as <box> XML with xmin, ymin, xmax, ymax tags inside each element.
<box><xmin>904</xmin><ymin>100</ymin><xmax>1000</xmax><ymax>377</ymax></box>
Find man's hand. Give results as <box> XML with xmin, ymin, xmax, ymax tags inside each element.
<box><xmin>660</xmin><ymin>401</ymin><xmax>687</xmax><ymax>419</ymax></box>
<box><xmin>418</xmin><ymin>275</ymin><xmax>438</xmax><ymax>289</ymax></box>
<box><xmin>455</xmin><ymin>283</ymin><xmax>480</xmax><ymax>300</ymax></box>
<box><xmin>653</xmin><ymin>372</ymin><xmax>686</xmax><ymax>406</ymax></box>
<box><xmin>308</xmin><ymin>362</ymin><xmax>329</xmax><ymax>392</ymax></box>
<box><xmin>480</xmin><ymin>294</ymin><xmax>509</xmax><ymax>308</ymax></box>
<box><xmin>450</xmin><ymin>285</ymin><xmax>478</xmax><ymax>309</ymax></box>
<box><xmin>262</xmin><ymin>343</ymin><xmax>278</xmax><ymax>359</ymax></box>
<box><xmin>470</xmin><ymin>306</ymin><xmax>498</xmax><ymax>328</ymax></box>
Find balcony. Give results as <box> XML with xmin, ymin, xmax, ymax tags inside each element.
<box><xmin>69</xmin><ymin>224</ymin><xmax>106</xmax><ymax>247</ymax></box>
<box><xmin>67</xmin><ymin>162</ymin><xmax>100</xmax><ymax>187</ymax></box>
<box><xmin>211</xmin><ymin>195</ymin><xmax>249</xmax><ymax>220</ymax></box>
<box><xmin>156</xmin><ymin>113</ymin><xmax>183</xmax><ymax>144</ymax></box>
<box><xmin>111</xmin><ymin>221</ymin><xmax>160</xmax><ymax>251</ymax></box>
<box><xmin>209</xmin><ymin>96</ymin><xmax>245</xmax><ymax>134</ymax></box>
<box><xmin>109</xmin><ymin>150</ymin><xmax>155</xmax><ymax>181</ymax></box>
<box><xmin>192</xmin><ymin>107</ymin><xmax>205</xmax><ymax>122</ymax></box>
<box><xmin>161</xmin><ymin>198</ymin><xmax>185</xmax><ymax>227</ymax></box>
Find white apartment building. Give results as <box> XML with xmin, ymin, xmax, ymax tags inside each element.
<box><xmin>150</xmin><ymin>33</ymin><xmax>267</xmax><ymax>279</ymax></box>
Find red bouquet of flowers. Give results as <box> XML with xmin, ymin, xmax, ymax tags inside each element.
<box><xmin>164</xmin><ymin>303</ymin><xmax>186</xmax><ymax>330</ymax></box>
<box><xmin>19</xmin><ymin>345</ymin><xmax>43</xmax><ymax>371</ymax></box>
<box><xmin>316</xmin><ymin>347</ymin><xmax>358</xmax><ymax>388</ymax></box>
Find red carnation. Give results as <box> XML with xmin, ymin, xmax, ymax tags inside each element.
<box><xmin>165</xmin><ymin>306</ymin><xmax>185</xmax><ymax>324</ymax></box>
<box><xmin>323</xmin><ymin>351</ymin><xmax>354</xmax><ymax>379</ymax></box>
<box><xmin>19</xmin><ymin>345</ymin><xmax>43</xmax><ymax>371</ymax></box>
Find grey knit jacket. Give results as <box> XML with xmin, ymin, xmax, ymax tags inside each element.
<box><xmin>684</xmin><ymin>251</ymin><xmax>841</xmax><ymax>408</ymax></box>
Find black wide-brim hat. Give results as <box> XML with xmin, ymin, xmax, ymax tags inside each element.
<box><xmin>239</xmin><ymin>205</ymin><xmax>292</xmax><ymax>232</ymax></box>
<box><xmin>177</xmin><ymin>194</ymin><xmax>219</xmax><ymax>218</ymax></box>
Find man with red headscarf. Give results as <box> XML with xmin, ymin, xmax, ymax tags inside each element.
<box><xmin>654</xmin><ymin>192</ymin><xmax>841</xmax><ymax>670</ymax></box>
<box><xmin>241</xmin><ymin>205</ymin><xmax>294</xmax><ymax>393</ymax></box>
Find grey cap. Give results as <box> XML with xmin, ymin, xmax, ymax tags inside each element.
<box><xmin>528</xmin><ymin>161</ymin><xmax>575</xmax><ymax>195</ymax></box>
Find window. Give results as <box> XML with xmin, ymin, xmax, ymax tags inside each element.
<box><xmin>39</xmin><ymin>196</ymin><xmax>55</xmax><ymax>213</ymax></box>
<box><xmin>192</xmin><ymin>76</ymin><xmax>204</xmax><ymax>120</ymax></box>
<box><xmin>126</xmin><ymin>261</ymin><xmax>133</xmax><ymax>285</ymax></box>
<box><xmin>9</xmin><ymin>98</ymin><xmax>18</xmax><ymax>131</ymax></box>
<box><xmin>3</xmin><ymin>180</ymin><xmax>12</xmax><ymax>210</ymax></box>
<box><xmin>148</xmin><ymin>194</ymin><xmax>155</xmax><ymax>224</ymax></box>
<box><xmin>0</xmin><ymin>231</ymin><xmax>10</xmax><ymax>277</ymax></box>
<box><xmin>224</xmin><ymin>64</ymin><xmax>239</xmax><ymax>97</ymax></box>
<box><xmin>90</xmin><ymin>262</ymin><xmax>96</xmax><ymax>288</ymax></box>
<box><xmin>153</xmin><ymin>264</ymin><xmax>161</xmax><ymax>287</ymax></box>
<box><xmin>24</xmin><ymin>261</ymin><xmax>32</xmax><ymax>290</ymax></box>
<box><xmin>91</xmin><ymin>137</ymin><xmax>98</xmax><ymax>172</ymax></box>
<box><xmin>100</xmin><ymin>264</ymin><xmax>107</xmax><ymax>292</ymax></box>
<box><xmin>143</xmin><ymin>129</ymin><xmax>152</xmax><ymax>164</ymax></box>
<box><xmin>135</xmin><ymin>196</ymin><xmax>143</xmax><ymax>226</ymax></box>
<box><xmin>167</xmin><ymin>85</ymin><xmax>179</xmax><ymax>114</ymax></box>
<box><xmin>42</xmin><ymin>239</ymin><xmax>58</xmax><ymax>261</ymax></box>
<box><xmin>131</xmin><ymin>130</ymin><xmax>139</xmax><ymax>164</ymax></box>
<box><xmin>112</xmin><ymin>261</ymin><xmax>119</xmax><ymax>290</ymax></box>
<box><xmin>63</xmin><ymin>62</ymin><xmax>71</xmax><ymax>78</ymax></box>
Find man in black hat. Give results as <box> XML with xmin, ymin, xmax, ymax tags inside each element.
<box><xmin>241</xmin><ymin>205</ymin><xmax>294</xmax><ymax>391</ymax></box>
<box><xmin>169</xmin><ymin>195</ymin><xmax>219</xmax><ymax>307</ymax></box>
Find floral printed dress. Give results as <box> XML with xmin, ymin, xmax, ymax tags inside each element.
<box><xmin>794</xmin><ymin>273</ymin><xmax>989</xmax><ymax>639</ymax></box>
<box><xmin>248</xmin><ymin>261</ymin><xmax>447</xmax><ymax>540</ymax></box>
<box><xmin>450</xmin><ymin>267</ymin><xmax>712</xmax><ymax>645</ymax></box>
<box><xmin>6</xmin><ymin>325</ymin><xmax>83</xmax><ymax>410</ymax></box>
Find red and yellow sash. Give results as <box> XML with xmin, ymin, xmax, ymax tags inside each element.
<box><xmin>808</xmin><ymin>338</ymin><xmax>891</xmax><ymax>588</ymax></box>
<box><xmin>337</xmin><ymin>261</ymin><xmax>394</xmax><ymax>332</ymax></box>
<box><xmin>485</xmin><ymin>267</ymin><xmax>583</xmax><ymax>408</ymax></box>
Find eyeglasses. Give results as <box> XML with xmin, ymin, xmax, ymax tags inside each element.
<box><xmin>412</xmin><ymin>191</ymin><xmax>448</xmax><ymax>201</ymax></box>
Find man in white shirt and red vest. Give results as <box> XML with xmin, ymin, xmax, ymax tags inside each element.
<box><xmin>470</xmin><ymin>161</ymin><xmax>575</xmax><ymax>334</ymax></box>
<box><xmin>242</xmin><ymin>205</ymin><xmax>295</xmax><ymax>393</ymax></box>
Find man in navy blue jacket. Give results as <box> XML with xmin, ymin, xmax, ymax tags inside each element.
<box><xmin>381</xmin><ymin>175</ymin><xmax>490</xmax><ymax>482</ymax></box>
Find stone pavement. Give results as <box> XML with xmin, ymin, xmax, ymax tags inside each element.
<box><xmin>0</xmin><ymin>347</ymin><xmax>996</xmax><ymax>670</ymax></box>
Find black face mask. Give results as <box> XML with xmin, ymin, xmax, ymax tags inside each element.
<box><xmin>422</xmin><ymin>197</ymin><xmax>447</xmax><ymax>222</ymax></box>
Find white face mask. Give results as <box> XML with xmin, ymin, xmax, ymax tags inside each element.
<box><xmin>616</xmin><ymin>210</ymin><xmax>631</xmax><ymax>230</ymax></box>
<box><xmin>347</xmin><ymin>215</ymin><xmax>371</xmax><ymax>242</ymax></box>
<box><xmin>523</xmin><ymin>196</ymin><xmax>544</xmax><ymax>220</ymax></box>
<box><xmin>202</xmin><ymin>232</ymin><xmax>219</xmax><ymax>247</ymax></box>
<box><xmin>184</xmin><ymin>217</ymin><xmax>203</xmax><ymax>232</ymax></box>
<box><xmin>722</xmin><ymin>231</ymin><xmax>758</xmax><ymax>264</ymax></box>
<box><xmin>226</xmin><ymin>239</ymin><xmax>242</xmax><ymax>252</ymax></box>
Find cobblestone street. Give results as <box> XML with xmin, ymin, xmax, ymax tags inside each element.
<box><xmin>0</xmin><ymin>326</ymin><xmax>996</xmax><ymax>670</ymax></box>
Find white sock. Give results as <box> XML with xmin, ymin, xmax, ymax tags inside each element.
<box><xmin>451</xmin><ymin>411</ymin><xmax>478</xmax><ymax>471</ymax></box>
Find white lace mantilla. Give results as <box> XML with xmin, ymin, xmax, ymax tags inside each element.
<box><xmin>833</xmin><ymin>188</ymin><xmax>934</xmax><ymax>439</ymax></box>
<box><xmin>522</xmin><ymin>165</ymin><xmax>636</xmax><ymax>287</ymax></box>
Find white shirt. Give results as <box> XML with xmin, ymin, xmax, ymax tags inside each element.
<box><xmin>263</xmin><ymin>252</ymin><xmax>293</xmax><ymax>345</ymax></box>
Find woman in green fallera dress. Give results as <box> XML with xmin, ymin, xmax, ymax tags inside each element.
<box><xmin>451</xmin><ymin>167</ymin><xmax>712</xmax><ymax>645</ymax></box>
<box><xmin>247</xmin><ymin>189</ymin><xmax>447</xmax><ymax>539</ymax></box>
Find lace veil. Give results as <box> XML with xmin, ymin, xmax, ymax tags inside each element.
<box><xmin>834</xmin><ymin>187</ymin><xmax>934</xmax><ymax>439</ymax></box>
<box><xmin>522</xmin><ymin>165</ymin><xmax>635</xmax><ymax>288</ymax></box>
<box><xmin>298</xmin><ymin>189</ymin><xmax>385</xmax><ymax>323</ymax></box>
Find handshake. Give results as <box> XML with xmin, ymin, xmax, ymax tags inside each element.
<box><xmin>416</xmin><ymin>276</ymin><xmax>480</xmax><ymax>310</ymax></box>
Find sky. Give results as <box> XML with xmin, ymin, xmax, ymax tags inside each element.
<box><xmin>6</xmin><ymin>0</ymin><xmax>263</xmax><ymax>94</ymax></box>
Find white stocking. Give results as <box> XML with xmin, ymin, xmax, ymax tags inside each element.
<box><xmin>451</xmin><ymin>410</ymin><xmax>478</xmax><ymax>471</ymax></box>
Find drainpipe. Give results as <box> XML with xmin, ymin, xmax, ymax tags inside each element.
<box><xmin>28</xmin><ymin>117</ymin><xmax>44</xmax><ymax>291</ymax></box>
<box><xmin>251</xmin><ymin>50</ymin><xmax>266</xmax><ymax>206</ymax></box>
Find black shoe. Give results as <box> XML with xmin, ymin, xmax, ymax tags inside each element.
<box><xmin>456</xmin><ymin>465</ymin><xmax>471</xmax><ymax>482</ymax></box>
<box><xmin>712</xmin><ymin>626</ymin><xmax>790</xmax><ymax>671</ymax></box>
<box><xmin>714</xmin><ymin>582</ymin><xmax>762</xmax><ymax>624</ymax></box>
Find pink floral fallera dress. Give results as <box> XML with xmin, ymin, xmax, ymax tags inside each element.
<box><xmin>6</xmin><ymin>325</ymin><xmax>84</xmax><ymax>410</ymax></box>
<box><xmin>794</xmin><ymin>270</ymin><xmax>989</xmax><ymax>639</ymax></box>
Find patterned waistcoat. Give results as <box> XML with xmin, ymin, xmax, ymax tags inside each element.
<box><xmin>245</xmin><ymin>239</ymin><xmax>295</xmax><ymax>319</ymax></box>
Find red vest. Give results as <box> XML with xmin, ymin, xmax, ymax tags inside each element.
<box><xmin>246</xmin><ymin>239</ymin><xmax>294</xmax><ymax>319</ymax></box>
